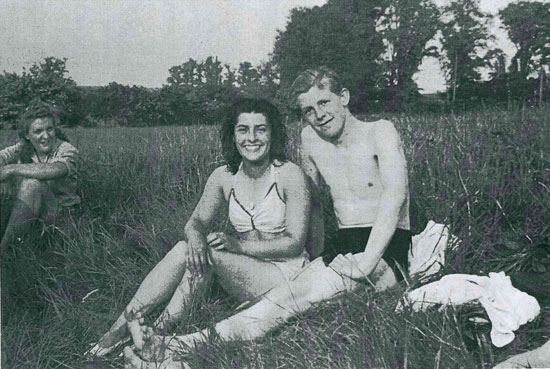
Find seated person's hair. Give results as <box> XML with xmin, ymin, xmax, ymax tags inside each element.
<box><xmin>289</xmin><ymin>66</ymin><xmax>343</xmax><ymax>107</ymax></box>
<box><xmin>221</xmin><ymin>98</ymin><xmax>287</xmax><ymax>174</ymax></box>
<box><xmin>17</xmin><ymin>98</ymin><xmax>69</xmax><ymax>163</ymax></box>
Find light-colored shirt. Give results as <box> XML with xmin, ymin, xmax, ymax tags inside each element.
<box><xmin>0</xmin><ymin>141</ymin><xmax>80</xmax><ymax>206</ymax></box>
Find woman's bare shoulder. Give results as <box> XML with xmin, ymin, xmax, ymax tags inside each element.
<box><xmin>209</xmin><ymin>165</ymin><xmax>233</xmax><ymax>182</ymax></box>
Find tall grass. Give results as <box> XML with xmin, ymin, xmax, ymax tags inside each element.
<box><xmin>1</xmin><ymin>105</ymin><xmax>549</xmax><ymax>368</ymax></box>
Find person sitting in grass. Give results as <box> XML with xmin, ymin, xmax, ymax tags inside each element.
<box><xmin>0</xmin><ymin>98</ymin><xmax>80</xmax><ymax>255</ymax></box>
<box><xmin>294</xmin><ymin>66</ymin><xmax>411</xmax><ymax>283</ymax></box>
<box><xmin>120</xmin><ymin>66</ymin><xmax>410</xmax><ymax>369</ymax></box>
<box><xmin>88</xmin><ymin>98</ymin><xmax>315</xmax><ymax>357</ymax></box>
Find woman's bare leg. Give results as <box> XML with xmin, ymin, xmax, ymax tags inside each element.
<box><xmin>167</xmin><ymin>258</ymin><xmax>394</xmax><ymax>345</ymax></box>
<box><xmin>153</xmin><ymin>267</ymin><xmax>213</xmax><ymax>332</ymax></box>
<box><xmin>207</xmin><ymin>248</ymin><xmax>289</xmax><ymax>302</ymax></box>
<box><xmin>94</xmin><ymin>241</ymin><xmax>191</xmax><ymax>351</ymax></box>
<box><xmin>128</xmin><ymin>248</ymin><xmax>290</xmax><ymax>358</ymax></box>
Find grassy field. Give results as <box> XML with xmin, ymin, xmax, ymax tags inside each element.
<box><xmin>1</xmin><ymin>106</ymin><xmax>549</xmax><ymax>368</ymax></box>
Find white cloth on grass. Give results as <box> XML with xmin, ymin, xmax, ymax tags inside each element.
<box><xmin>408</xmin><ymin>220</ymin><xmax>457</xmax><ymax>280</ymax></box>
<box><xmin>397</xmin><ymin>272</ymin><xmax>540</xmax><ymax>347</ymax></box>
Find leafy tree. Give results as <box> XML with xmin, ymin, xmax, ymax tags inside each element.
<box><xmin>482</xmin><ymin>48</ymin><xmax>510</xmax><ymax>102</ymax></box>
<box><xmin>165</xmin><ymin>57</ymin><xmax>228</xmax><ymax>124</ymax></box>
<box><xmin>236</xmin><ymin>61</ymin><xmax>272</xmax><ymax>99</ymax></box>
<box><xmin>0</xmin><ymin>57</ymin><xmax>80</xmax><ymax>126</ymax></box>
<box><xmin>167</xmin><ymin>58</ymin><xmax>201</xmax><ymax>87</ymax></box>
<box><xmin>500</xmin><ymin>1</ymin><xmax>550</xmax><ymax>104</ymax></box>
<box><xmin>272</xmin><ymin>0</ymin><xmax>386</xmax><ymax>111</ymax></box>
<box><xmin>378</xmin><ymin>0</ymin><xmax>440</xmax><ymax>110</ymax></box>
<box><xmin>0</xmin><ymin>72</ymin><xmax>30</xmax><ymax>124</ymax></box>
<box><xmin>439</xmin><ymin>0</ymin><xmax>493</xmax><ymax>102</ymax></box>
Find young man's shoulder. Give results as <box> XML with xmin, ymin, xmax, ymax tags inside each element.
<box><xmin>276</xmin><ymin>160</ymin><xmax>308</xmax><ymax>188</ymax></box>
<box><xmin>361</xmin><ymin>119</ymin><xmax>401</xmax><ymax>142</ymax></box>
<box><xmin>373</xmin><ymin>119</ymin><xmax>398</xmax><ymax>130</ymax></box>
<box><xmin>300</xmin><ymin>125</ymin><xmax>318</xmax><ymax>143</ymax></box>
<box><xmin>355</xmin><ymin>118</ymin><xmax>396</xmax><ymax>131</ymax></box>
<box><xmin>276</xmin><ymin>160</ymin><xmax>303</xmax><ymax>175</ymax></box>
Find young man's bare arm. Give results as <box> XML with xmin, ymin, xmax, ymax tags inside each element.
<box><xmin>359</xmin><ymin>121</ymin><xmax>408</xmax><ymax>274</ymax></box>
<box><xmin>331</xmin><ymin>121</ymin><xmax>408</xmax><ymax>278</ymax></box>
<box><xmin>300</xmin><ymin>130</ymin><xmax>325</xmax><ymax>259</ymax></box>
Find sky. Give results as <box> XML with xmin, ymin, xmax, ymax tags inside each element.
<box><xmin>1</xmin><ymin>0</ymin><xmax>517</xmax><ymax>93</ymax></box>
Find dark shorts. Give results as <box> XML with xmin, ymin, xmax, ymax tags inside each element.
<box><xmin>323</xmin><ymin>227</ymin><xmax>412</xmax><ymax>281</ymax></box>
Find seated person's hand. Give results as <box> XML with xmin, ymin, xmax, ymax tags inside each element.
<box><xmin>329</xmin><ymin>252</ymin><xmax>369</xmax><ymax>281</ymax></box>
<box><xmin>184</xmin><ymin>240</ymin><xmax>207</xmax><ymax>275</ymax></box>
<box><xmin>206</xmin><ymin>232</ymin><xmax>239</xmax><ymax>253</ymax></box>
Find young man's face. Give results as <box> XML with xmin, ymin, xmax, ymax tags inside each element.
<box><xmin>297</xmin><ymin>85</ymin><xmax>349</xmax><ymax>141</ymax></box>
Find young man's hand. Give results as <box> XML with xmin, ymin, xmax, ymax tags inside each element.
<box><xmin>329</xmin><ymin>252</ymin><xmax>371</xmax><ymax>280</ymax></box>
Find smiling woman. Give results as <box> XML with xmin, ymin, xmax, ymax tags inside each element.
<box><xmin>0</xmin><ymin>98</ymin><xmax>80</xmax><ymax>254</ymax></box>
<box><xmin>87</xmin><ymin>98</ymin><xmax>315</xmax><ymax>360</ymax></box>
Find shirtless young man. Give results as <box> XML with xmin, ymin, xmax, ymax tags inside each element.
<box><xmin>292</xmin><ymin>66</ymin><xmax>411</xmax><ymax>283</ymax></box>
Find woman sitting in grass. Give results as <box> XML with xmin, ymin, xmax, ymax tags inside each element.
<box><xmin>0</xmin><ymin>99</ymin><xmax>80</xmax><ymax>255</ymax></box>
<box><xmin>89</xmin><ymin>98</ymin><xmax>313</xmax><ymax>357</ymax></box>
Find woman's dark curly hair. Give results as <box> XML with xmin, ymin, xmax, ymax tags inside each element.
<box><xmin>221</xmin><ymin>98</ymin><xmax>287</xmax><ymax>174</ymax></box>
<box><xmin>17</xmin><ymin>98</ymin><xmax>69</xmax><ymax>163</ymax></box>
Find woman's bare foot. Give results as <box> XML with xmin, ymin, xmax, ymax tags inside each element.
<box><xmin>127</xmin><ymin>311</ymin><xmax>145</xmax><ymax>350</ymax></box>
<box><xmin>86</xmin><ymin>326</ymin><xmax>130</xmax><ymax>357</ymax></box>
<box><xmin>131</xmin><ymin>320</ymin><xmax>180</xmax><ymax>361</ymax></box>
<box><xmin>493</xmin><ymin>339</ymin><xmax>550</xmax><ymax>368</ymax></box>
<box><xmin>86</xmin><ymin>310</ymin><xmax>138</xmax><ymax>357</ymax></box>
<box><xmin>124</xmin><ymin>346</ymin><xmax>189</xmax><ymax>369</ymax></box>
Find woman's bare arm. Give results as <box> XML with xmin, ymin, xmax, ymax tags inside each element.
<box><xmin>183</xmin><ymin>167</ymin><xmax>228</xmax><ymax>260</ymax></box>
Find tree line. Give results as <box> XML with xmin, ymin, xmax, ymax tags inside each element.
<box><xmin>1</xmin><ymin>0</ymin><xmax>548</xmax><ymax>128</ymax></box>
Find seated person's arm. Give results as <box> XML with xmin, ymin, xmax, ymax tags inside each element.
<box><xmin>0</xmin><ymin>143</ymin><xmax>23</xmax><ymax>167</ymax></box>
<box><xmin>237</xmin><ymin>164</ymin><xmax>311</xmax><ymax>259</ymax></box>
<box><xmin>1</xmin><ymin>162</ymin><xmax>68</xmax><ymax>182</ymax></box>
<box><xmin>1</xmin><ymin>142</ymin><xmax>78</xmax><ymax>182</ymax></box>
<box><xmin>300</xmin><ymin>140</ymin><xmax>325</xmax><ymax>259</ymax></box>
<box><xmin>356</xmin><ymin>121</ymin><xmax>408</xmax><ymax>275</ymax></box>
<box><xmin>183</xmin><ymin>167</ymin><xmax>226</xmax><ymax>251</ymax></box>
<box><xmin>0</xmin><ymin>143</ymin><xmax>24</xmax><ymax>181</ymax></box>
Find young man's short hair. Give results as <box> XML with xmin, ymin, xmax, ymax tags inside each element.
<box><xmin>289</xmin><ymin>66</ymin><xmax>343</xmax><ymax>106</ymax></box>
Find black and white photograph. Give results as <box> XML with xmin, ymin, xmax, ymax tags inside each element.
<box><xmin>1</xmin><ymin>0</ymin><xmax>549</xmax><ymax>368</ymax></box>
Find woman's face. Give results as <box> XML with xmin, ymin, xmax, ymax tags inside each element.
<box><xmin>26</xmin><ymin>117</ymin><xmax>57</xmax><ymax>156</ymax></box>
<box><xmin>234</xmin><ymin>112</ymin><xmax>272</xmax><ymax>165</ymax></box>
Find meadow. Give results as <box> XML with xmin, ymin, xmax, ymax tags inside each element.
<box><xmin>1</xmin><ymin>105</ymin><xmax>549</xmax><ymax>368</ymax></box>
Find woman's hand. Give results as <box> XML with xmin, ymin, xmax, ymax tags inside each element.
<box><xmin>206</xmin><ymin>232</ymin><xmax>240</xmax><ymax>253</ymax></box>
<box><xmin>184</xmin><ymin>240</ymin><xmax>207</xmax><ymax>276</ymax></box>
